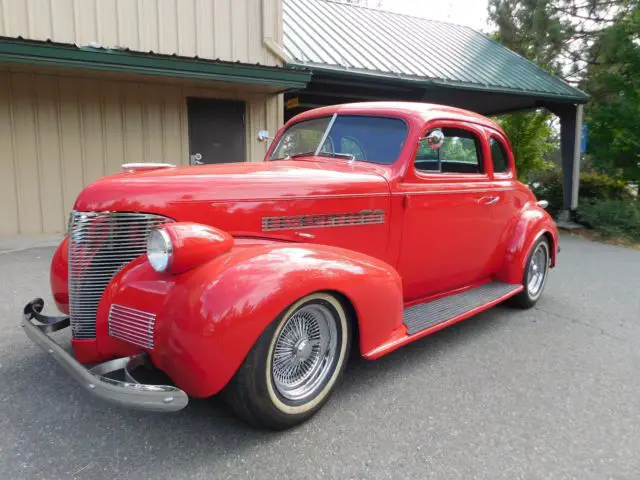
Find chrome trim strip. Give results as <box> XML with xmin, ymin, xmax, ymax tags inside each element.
<box><xmin>262</xmin><ymin>210</ymin><xmax>385</xmax><ymax>232</ymax></box>
<box><xmin>314</xmin><ymin>113</ymin><xmax>338</xmax><ymax>155</ymax></box>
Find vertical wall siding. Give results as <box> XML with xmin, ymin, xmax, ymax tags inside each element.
<box><xmin>0</xmin><ymin>71</ymin><xmax>19</xmax><ymax>234</ymax></box>
<box><xmin>0</xmin><ymin>69</ymin><xmax>281</xmax><ymax>234</ymax></box>
<box><xmin>0</xmin><ymin>0</ymin><xmax>281</xmax><ymax>66</ymax></box>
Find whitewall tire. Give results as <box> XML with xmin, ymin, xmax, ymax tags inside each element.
<box><xmin>509</xmin><ymin>237</ymin><xmax>550</xmax><ymax>309</ymax></box>
<box><xmin>224</xmin><ymin>292</ymin><xmax>351</xmax><ymax>429</ymax></box>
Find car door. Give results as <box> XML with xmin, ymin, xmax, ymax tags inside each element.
<box><xmin>397</xmin><ymin>121</ymin><xmax>506</xmax><ymax>302</ymax></box>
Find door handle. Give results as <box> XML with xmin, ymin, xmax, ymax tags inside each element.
<box><xmin>479</xmin><ymin>195</ymin><xmax>500</xmax><ymax>205</ymax></box>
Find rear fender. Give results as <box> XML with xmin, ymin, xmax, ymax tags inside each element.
<box><xmin>105</xmin><ymin>243</ymin><xmax>403</xmax><ymax>398</ymax></box>
<box><xmin>496</xmin><ymin>204</ymin><xmax>558</xmax><ymax>284</ymax></box>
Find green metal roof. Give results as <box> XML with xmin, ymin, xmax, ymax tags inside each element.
<box><xmin>283</xmin><ymin>0</ymin><xmax>588</xmax><ymax>102</ymax></box>
<box><xmin>0</xmin><ymin>36</ymin><xmax>311</xmax><ymax>89</ymax></box>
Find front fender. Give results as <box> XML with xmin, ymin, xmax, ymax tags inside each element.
<box><xmin>496</xmin><ymin>204</ymin><xmax>559</xmax><ymax>284</ymax></box>
<box><xmin>102</xmin><ymin>244</ymin><xmax>403</xmax><ymax>398</ymax></box>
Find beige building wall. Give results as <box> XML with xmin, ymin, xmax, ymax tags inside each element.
<box><xmin>0</xmin><ymin>67</ymin><xmax>283</xmax><ymax>235</ymax></box>
<box><xmin>0</xmin><ymin>0</ymin><xmax>283</xmax><ymax>66</ymax></box>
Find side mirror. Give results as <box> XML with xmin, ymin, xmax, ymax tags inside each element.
<box><xmin>425</xmin><ymin>129</ymin><xmax>444</xmax><ymax>150</ymax></box>
<box><xmin>257</xmin><ymin>130</ymin><xmax>271</xmax><ymax>142</ymax></box>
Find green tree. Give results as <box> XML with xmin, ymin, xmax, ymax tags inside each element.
<box><xmin>497</xmin><ymin>112</ymin><xmax>555</xmax><ymax>179</ymax></box>
<box><xmin>488</xmin><ymin>0</ymin><xmax>639</xmax><ymax>181</ymax></box>
<box><xmin>488</xmin><ymin>0</ymin><xmax>568</xmax><ymax>73</ymax></box>
<box><xmin>488</xmin><ymin>0</ymin><xmax>562</xmax><ymax>178</ymax></box>
<box><xmin>583</xmin><ymin>4</ymin><xmax>640</xmax><ymax>185</ymax></box>
<box><xmin>442</xmin><ymin>138</ymin><xmax>478</xmax><ymax>163</ymax></box>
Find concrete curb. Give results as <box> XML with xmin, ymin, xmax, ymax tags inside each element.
<box><xmin>555</xmin><ymin>220</ymin><xmax>583</xmax><ymax>231</ymax></box>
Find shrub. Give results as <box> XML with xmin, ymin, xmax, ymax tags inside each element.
<box><xmin>528</xmin><ymin>169</ymin><xmax>632</xmax><ymax>217</ymax></box>
<box><xmin>577</xmin><ymin>199</ymin><xmax>640</xmax><ymax>241</ymax></box>
<box><xmin>577</xmin><ymin>172</ymin><xmax>632</xmax><ymax>202</ymax></box>
<box><xmin>529</xmin><ymin>169</ymin><xmax>563</xmax><ymax>216</ymax></box>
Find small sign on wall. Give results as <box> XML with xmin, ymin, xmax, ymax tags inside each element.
<box><xmin>286</xmin><ymin>97</ymin><xmax>300</xmax><ymax>110</ymax></box>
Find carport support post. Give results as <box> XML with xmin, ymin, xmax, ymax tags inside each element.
<box><xmin>554</xmin><ymin>104</ymin><xmax>584</xmax><ymax>223</ymax></box>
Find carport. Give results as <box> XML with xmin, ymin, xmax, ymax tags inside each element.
<box><xmin>281</xmin><ymin>0</ymin><xmax>588</xmax><ymax>218</ymax></box>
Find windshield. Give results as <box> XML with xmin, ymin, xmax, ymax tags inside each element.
<box><xmin>270</xmin><ymin>115</ymin><xmax>408</xmax><ymax>165</ymax></box>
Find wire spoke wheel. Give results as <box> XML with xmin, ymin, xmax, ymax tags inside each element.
<box><xmin>271</xmin><ymin>303</ymin><xmax>338</xmax><ymax>402</ymax></box>
<box><xmin>225</xmin><ymin>292</ymin><xmax>350</xmax><ymax>429</ymax></box>
<box><xmin>527</xmin><ymin>241</ymin><xmax>549</xmax><ymax>298</ymax></box>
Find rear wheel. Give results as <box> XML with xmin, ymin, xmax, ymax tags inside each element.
<box><xmin>509</xmin><ymin>237</ymin><xmax>550</xmax><ymax>309</ymax></box>
<box><xmin>224</xmin><ymin>292</ymin><xmax>351</xmax><ymax>430</ymax></box>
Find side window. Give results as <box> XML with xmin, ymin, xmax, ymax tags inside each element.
<box><xmin>415</xmin><ymin>127</ymin><xmax>484</xmax><ymax>174</ymax></box>
<box><xmin>489</xmin><ymin>137</ymin><xmax>510</xmax><ymax>173</ymax></box>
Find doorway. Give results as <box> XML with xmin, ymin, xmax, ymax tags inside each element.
<box><xmin>187</xmin><ymin>98</ymin><xmax>246</xmax><ymax>164</ymax></box>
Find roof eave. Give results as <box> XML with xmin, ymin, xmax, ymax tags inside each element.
<box><xmin>289</xmin><ymin>61</ymin><xmax>589</xmax><ymax>104</ymax></box>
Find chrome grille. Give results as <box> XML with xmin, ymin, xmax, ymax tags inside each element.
<box><xmin>108</xmin><ymin>304</ymin><xmax>156</xmax><ymax>349</ymax></box>
<box><xmin>68</xmin><ymin>211</ymin><xmax>172</xmax><ymax>339</ymax></box>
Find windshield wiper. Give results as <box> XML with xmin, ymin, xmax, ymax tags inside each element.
<box><xmin>318</xmin><ymin>152</ymin><xmax>355</xmax><ymax>160</ymax></box>
<box><xmin>273</xmin><ymin>151</ymin><xmax>316</xmax><ymax>160</ymax></box>
<box><xmin>275</xmin><ymin>151</ymin><xmax>355</xmax><ymax>161</ymax></box>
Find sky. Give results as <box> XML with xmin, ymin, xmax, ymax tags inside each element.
<box><xmin>375</xmin><ymin>0</ymin><xmax>490</xmax><ymax>32</ymax></box>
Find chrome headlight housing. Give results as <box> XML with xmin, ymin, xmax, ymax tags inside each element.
<box><xmin>146</xmin><ymin>229</ymin><xmax>173</xmax><ymax>273</ymax></box>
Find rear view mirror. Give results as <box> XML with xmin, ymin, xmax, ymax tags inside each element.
<box><xmin>425</xmin><ymin>129</ymin><xmax>444</xmax><ymax>150</ymax></box>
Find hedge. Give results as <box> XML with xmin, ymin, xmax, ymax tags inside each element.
<box><xmin>577</xmin><ymin>199</ymin><xmax>640</xmax><ymax>242</ymax></box>
<box><xmin>529</xmin><ymin>170</ymin><xmax>632</xmax><ymax>217</ymax></box>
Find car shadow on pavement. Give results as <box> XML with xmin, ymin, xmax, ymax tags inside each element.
<box><xmin>341</xmin><ymin>306</ymin><xmax>511</xmax><ymax>387</ymax></box>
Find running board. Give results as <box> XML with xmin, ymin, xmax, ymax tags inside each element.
<box><xmin>403</xmin><ymin>281</ymin><xmax>521</xmax><ymax>335</ymax></box>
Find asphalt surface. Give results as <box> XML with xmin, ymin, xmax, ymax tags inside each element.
<box><xmin>1</xmin><ymin>235</ymin><xmax>638</xmax><ymax>480</ymax></box>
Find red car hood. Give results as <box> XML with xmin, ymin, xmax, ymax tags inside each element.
<box><xmin>74</xmin><ymin>160</ymin><xmax>390</xmax><ymax>216</ymax></box>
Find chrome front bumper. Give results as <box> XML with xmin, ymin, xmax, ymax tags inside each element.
<box><xmin>21</xmin><ymin>298</ymin><xmax>188</xmax><ymax>413</ymax></box>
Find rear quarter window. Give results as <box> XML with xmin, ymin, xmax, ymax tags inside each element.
<box><xmin>490</xmin><ymin>137</ymin><xmax>510</xmax><ymax>173</ymax></box>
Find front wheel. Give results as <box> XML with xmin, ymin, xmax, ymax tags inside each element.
<box><xmin>224</xmin><ymin>292</ymin><xmax>351</xmax><ymax>430</ymax></box>
<box><xmin>509</xmin><ymin>237</ymin><xmax>550</xmax><ymax>309</ymax></box>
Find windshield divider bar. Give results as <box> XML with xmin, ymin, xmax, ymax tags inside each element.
<box><xmin>314</xmin><ymin>113</ymin><xmax>338</xmax><ymax>156</ymax></box>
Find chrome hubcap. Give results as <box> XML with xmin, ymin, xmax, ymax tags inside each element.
<box><xmin>272</xmin><ymin>303</ymin><xmax>338</xmax><ymax>402</ymax></box>
<box><xmin>527</xmin><ymin>243</ymin><xmax>549</xmax><ymax>298</ymax></box>
<box><xmin>294</xmin><ymin>339</ymin><xmax>313</xmax><ymax>361</ymax></box>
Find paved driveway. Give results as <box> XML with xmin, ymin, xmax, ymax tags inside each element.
<box><xmin>0</xmin><ymin>235</ymin><xmax>638</xmax><ymax>480</ymax></box>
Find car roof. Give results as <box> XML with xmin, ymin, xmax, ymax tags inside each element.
<box><xmin>290</xmin><ymin>102</ymin><xmax>503</xmax><ymax>132</ymax></box>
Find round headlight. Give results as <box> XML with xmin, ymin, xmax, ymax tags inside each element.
<box><xmin>147</xmin><ymin>229</ymin><xmax>173</xmax><ymax>273</ymax></box>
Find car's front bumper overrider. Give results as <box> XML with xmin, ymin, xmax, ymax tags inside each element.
<box><xmin>21</xmin><ymin>298</ymin><xmax>188</xmax><ymax>413</ymax></box>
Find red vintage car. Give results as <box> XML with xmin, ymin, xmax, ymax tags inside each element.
<box><xmin>22</xmin><ymin>102</ymin><xmax>558</xmax><ymax>429</ymax></box>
